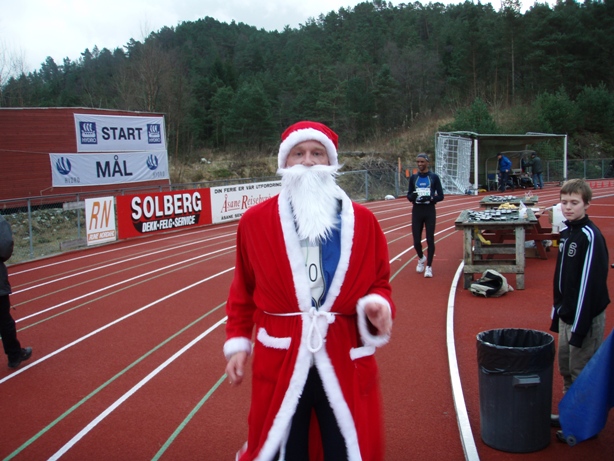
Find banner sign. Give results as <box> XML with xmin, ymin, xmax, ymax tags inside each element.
<box><xmin>85</xmin><ymin>197</ymin><xmax>117</xmax><ymax>246</ymax></box>
<box><xmin>116</xmin><ymin>189</ymin><xmax>212</xmax><ymax>239</ymax></box>
<box><xmin>74</xmin><ymin>114</ymin><xmax>166</xmax><ymax>152</ymax></box>
<box><xmin>210</xmin><ymin>180</ymin><xmax>281</xmax><ymax>224</ymax></box>
<box><xmin>49</xmin><ymin>152</ymin><xmax>169</xmax><ymax>187</ymax></box>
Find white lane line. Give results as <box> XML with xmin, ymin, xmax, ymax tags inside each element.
<box><xmin>47</xmin><ymin>316</ymin><xmax>228</xmax><ymax>461</ymax></box>
<box><xmin>447</xmin><ymin>262</ymin><xmax>480</xmax><ymax>461</ymax></box>
<box><xmin>10</xmin><ymin>223</ymin><xmax>238</xmax><ymax>276</ymax></box>
<box><xmin>0</xmin><ymin>267</ymin><xmax>234</xmax><ymax>385</ymax></box>
<box><xmin>12</xmin><ymin>235</ymin><xmax>234</xmax><ymax>295</ymax></box>
<box><xmin>16</xmin><ymin>247</ymin><xmax>235</xmax><ymax>322</ymax></box>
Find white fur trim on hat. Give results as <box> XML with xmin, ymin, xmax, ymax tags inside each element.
<box><xmin>278</xmin><ymin>127</ymin><xmax>338</xmax><ymax>169</ymax></box>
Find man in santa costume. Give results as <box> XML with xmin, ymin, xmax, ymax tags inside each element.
<box><xmin>224</xmin><ymin>120</ymin><xmax>395</xmax><ymax>461</ymax></box>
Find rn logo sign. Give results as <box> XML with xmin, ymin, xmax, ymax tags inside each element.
<box><xmin>85</xmin><ymin>197</ymin><xmax>117</xmax><ymax>246</ymax></box>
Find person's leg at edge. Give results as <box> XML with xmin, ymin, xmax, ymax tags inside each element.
<box><xmin>0</xmin><ymin>295</ymin><xmax>22</xmax><ymax>363</ymax></box>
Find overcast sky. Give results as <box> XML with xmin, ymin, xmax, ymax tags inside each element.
<box><xmin>2</xmin><ymin>0</ymin><xmax>548</xmax><ymax>74</ymax></box>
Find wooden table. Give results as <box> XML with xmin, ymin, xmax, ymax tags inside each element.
<box><xmin>455</xmin><ymin>209</ymin><xmax>539</xmax><ymax>290</ymax></box>
<box><xmin>479</xmin><ymin>195</ymin><xmax>539</xmax><ymax>209</ymax></box>
<box><xmin>481</xmin><ymin>210</ymin><xmax>559</xmax><ymax>260</ymax></box>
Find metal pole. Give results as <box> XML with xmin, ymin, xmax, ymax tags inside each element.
<box><xmin>27</xmin><ymin>199</ymin><xmax>34</xmax><ymax>259</ymax></box>
<box><xmin>563</xmin><ymin>135</ymin><xmax>568</xmax><ymax>182</ymax></box>
<box><xmin>77</xmin><ymin>194</ymin><xmax>81</xmax><ymax>239</ymax></box>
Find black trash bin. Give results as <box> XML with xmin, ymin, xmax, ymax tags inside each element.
<box><xmin>476</xmin><ymin>328</ymin><xmax>555</xmax><ymax>453</ymax></box>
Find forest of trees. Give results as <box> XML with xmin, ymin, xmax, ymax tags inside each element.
<box><xmin>1</xmin><ymin>0</ymin><xmax>613</xmax><ymax>160</ymax></box>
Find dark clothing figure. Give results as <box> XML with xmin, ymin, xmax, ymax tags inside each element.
<box><xmin>407</xmin><ymin>170</ymin><xmax>444</xmax><ymax>271</ymax></box>
<box><xmin>529</xmin><ymin>153</ymin><xmax>544</xmax><ymax>189</ymax></box>
<box><xmin>550</xmin><ymin>214</ymin><xmax>609</xmax><ymax>391</ymax></box>
<box><xmin>550</xmin><ymin>214</ymin><xmax>609</xmax><ymax>347</ymax></box>
<box><xmin>0</xmin><ymin>215</ymin><xmax>32</xmax><ymax>369</ymax></box>
<box><xmin>497</xmin><ymin>154</ymin><xmax>512</xmax><ymax>192</ymax></box>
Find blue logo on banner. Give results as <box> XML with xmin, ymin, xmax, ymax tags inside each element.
<box><xmin>79</xmin><ymin>122</ymin><xmax>97</xmax><ymax>144</ymax></box>
<box><xmin>56</xmin><ymin>157</ymin><xmax>72</xmax><ymax>175</ymax></box>
<box><xmin>146</xmin><ymin>154</ymin><xmax>159</xmax><ymax>170</ymax></box>
<box><xmin>147</xmin><ymin>124</ymin><xmax>162</xmax><ymax>144</ymax></box>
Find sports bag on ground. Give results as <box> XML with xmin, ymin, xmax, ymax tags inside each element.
<box><xmin>469</xmin><ymin>269</ymin><xmax>513</xmax><ymax>297</ymax></box>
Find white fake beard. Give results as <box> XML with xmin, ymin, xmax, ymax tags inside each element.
<box><xmin>277</xmin><ymin>164</ymin><xmax>342</xmax><ymax>244</ymax></box>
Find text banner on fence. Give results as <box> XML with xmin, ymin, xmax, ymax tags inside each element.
<box><xmin>74</xmin><ymin>114</ymin><xmax>166</xmax><ymax>152</ymax></box>
<box><xmin>210</xmin><ymin>180</ymin><xmax>282</xmax><ymax>224</ymax></box>
<box><xmin>49</xmin><ymin>151</ymin><xmax>169</xmax><ymax>187</ymax></box>
<box><xmin>116</xmin><ymin>189</ymin><xmax>212</xmax><ymax>239</ymax></box>
<box><xmin>85</xmin><ymin>197</ymin><xmax>117</xmax><ymax>246</ymax></box>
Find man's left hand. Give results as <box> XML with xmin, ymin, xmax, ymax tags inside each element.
<box><xmin>364</xmin><ymin>302</ymin><xmax>392</xmax><ymax>336</ymax></box>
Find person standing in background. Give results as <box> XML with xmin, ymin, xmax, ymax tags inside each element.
<box><xmin>529</xmin><ymin>152</ymin><xmax>544</xmax><ymax>189</ymax></box>
<box><xmin>407</xmin><ymin>153</ymin><xmax>444</xmax><ymax>278</ymax></box>
<box><xmin>497</xmin><ymin>152</ymin><xmax>513</xmax><ymax>192</ymax></box>
<box><xmin>0</xmin><ymin>215</ymin><xmax>32</xmax><ymax>369</ymax></box>
<box><xmin>549</xmin><ymin>179</ymin><xmax>609</xmax><ymax>438</ymax></box>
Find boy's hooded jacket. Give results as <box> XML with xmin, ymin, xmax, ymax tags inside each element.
<box><xmin>550</xmin><ymin>215</ymin><xmax>610</xmax><ymax>346</ymax></box>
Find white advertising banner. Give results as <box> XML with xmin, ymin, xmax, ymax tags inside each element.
<box><xmin>50</xmin><ymin>151</ymin><xmax>169</xmax><ymax>187</ymax></box>
<box><xmin>74</xmin><ymin>114</ymin><xmax>166</xmax><ymax>152</ymax></box>
<box><xmin>210</xmin><ymin>180</ymin><xmax>282</xmax><ymax>224</ymax></box>
<box><xmin>85</xmin><ymin>196</ymin><xmax>117</xmax><ymax>246</ymax></box>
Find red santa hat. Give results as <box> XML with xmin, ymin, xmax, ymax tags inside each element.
<box><xmin>278</xmin><ymin>121</ymin><xmax>339</xmax><ymax>169</ymax></box>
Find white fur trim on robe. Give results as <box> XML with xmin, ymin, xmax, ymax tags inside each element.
<box><xmin>356</xmin><ymin>294</ymin><xmax>392</xmax><ymax>347</ymax></box>
<box><xmin>223</xmin><ymin>336</ymin><xmax>252</xmax><ymax>360</ymax></box>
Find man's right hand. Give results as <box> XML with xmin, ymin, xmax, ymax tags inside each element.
<box><xmin>226</xmin><ymin>351</ymin><xmax>248</xmax><ymax>386</ymax></box>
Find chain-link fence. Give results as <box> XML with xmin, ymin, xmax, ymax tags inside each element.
<box><xmin>3</xmin><ymin>159</ymin><xmax>609</xmax><ymax>264</ymax></box>
<box><xmin>1</xmin><ymin>169</ymin><xmax>402</xmax><ymax>264</ymax></box>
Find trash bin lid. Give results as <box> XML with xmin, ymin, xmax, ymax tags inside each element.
<box><xmin>477</xmin><ymin>328</ymin><xmax>555</xmax><ymax>375</ymax></box>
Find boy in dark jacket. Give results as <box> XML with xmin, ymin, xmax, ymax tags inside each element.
<box><xmin>0</xmin><ymin>215</ymin><xmax>32</xmax><ymax>369</ymax></box>
<box><xmin>550</xmin><ymin>179</ymin><xmax>609</xmax><ymax>429</ymax></box>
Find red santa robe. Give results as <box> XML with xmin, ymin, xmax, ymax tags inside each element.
<box><xmin>224</xmin><ymin>187</ymin><xmax>395</xmax><ymax>461</ymax></box>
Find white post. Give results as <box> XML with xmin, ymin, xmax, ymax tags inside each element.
<box><xmin>473</xmin><ymin>138</ymin><xmax>479</xmax><ymax>194</ymax></box>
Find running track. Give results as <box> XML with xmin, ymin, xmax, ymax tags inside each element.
<box><xmin>2</xmin><ymin>184</ymin><xmax>613</xmax><ymax>461</ymax></box>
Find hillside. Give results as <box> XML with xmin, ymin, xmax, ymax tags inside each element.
<box><xmin>170</xmin><ymin>114</ymin><xmax>453</xmax><ymax>184</ymax></box>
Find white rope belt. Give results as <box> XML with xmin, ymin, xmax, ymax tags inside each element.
<box><xmin>264</xmin><ymin>307</ymin><xmax>341</xmax><ymax>353</ymax></box>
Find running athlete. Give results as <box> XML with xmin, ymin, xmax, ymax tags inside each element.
<box><xmin>407</xmin><ymin>153</ymin><xmax>444</xmax><ymax>278</ymax></box>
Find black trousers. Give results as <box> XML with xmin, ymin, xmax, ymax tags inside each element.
<box><xmin>0</xmin><ymin>294</ymin><xmax>21</xmax><ymax>362</ymax></box>
<box><xmin>412</xmin><ymin>204</ymin><xmax>436</xmax><ymax>266</ymax></box>
<box><xmin>283</xmin><ymin>367</ymin><xmax>348</xmax><ymax>460</ymax></box>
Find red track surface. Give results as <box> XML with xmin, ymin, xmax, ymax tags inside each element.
<box><xmin>2</xmin><ymin>183</ymin><xmax>613</xmax><ymax>460</ymax></box>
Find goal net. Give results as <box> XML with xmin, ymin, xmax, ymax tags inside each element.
<box><xmin>435</xmin><ymin>133</ymin><xmax>473</xmax><ymax>195</ymax></box>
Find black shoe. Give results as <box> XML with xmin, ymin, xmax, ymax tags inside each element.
<box><xmin>8</xmin><ymin>347</ymin><xmax>32</xmax><ymax>369</ymax></box>
<box><xmin>551</xmin><ymin>414</ymin><xmax>561</xmax><ymax>428</ymax></box>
